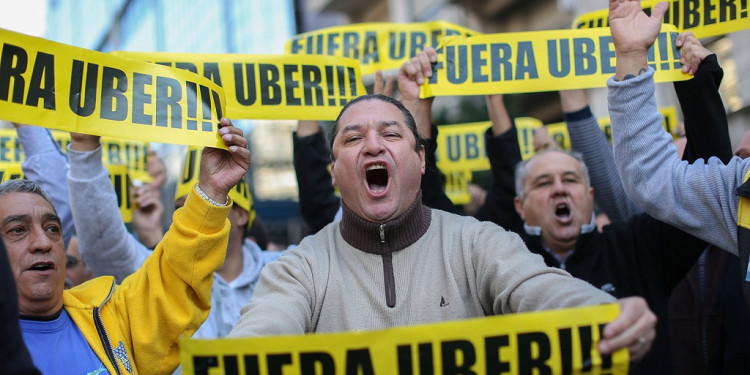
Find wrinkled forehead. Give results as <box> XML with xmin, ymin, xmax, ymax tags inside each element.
<box><xmin>525</xmin><ymin>151</ymin><xmax>583</xmax><ymax>180</ymax></box>
<box><xmin>337</xmin><ymin>99</ymin><xmax>405</xmax><ymax>128</ymax></box>
<box><xmin>0</xmin><ymin>192</ymin><xmax>56</xmax><ymax>219</ymax></box>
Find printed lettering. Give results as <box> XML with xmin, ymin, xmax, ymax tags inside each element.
<box><xmin>362</xmin><ymin>31</ymin><xmax>379</xmax><ymax>64</ymax></box>
<box><xmin>342</xmin><ymin>32</ymin><xmax>360</xmax><ymax>59</ymax></box>
<box><xmin>517</xmin><ymin>332</ymin><xmax>552</xmax><ymax>375</ymax></box>
<box><xmin>25</xmin><ymin>52</ymin><xmax>55</xmax><ymax>109</ymax></box>
<box><xmin>284</xmin><ymin>64</ymin><xmax>301</xmax><ymax>106</ymax></box>
<box><xmin>471</xmin><ymin>44</ymin><xmax>489</xmax><ymax>83</ymax></box>
<box><xmin>573</xmin><ymin>38</ymin><xmax>597</xmax><ymax>76</ymax></box>
<box><xmin>515</xmin><ymin>42</ymin><xmax>538</xmax><ymax>80</ymax></box>
<box><xmin>233</xmin><ymin>63</ymin><xmax>257</xmax><ymax>106</ymax></box>
<box><xmin>68</xmin><ymin>60</ymin><xmax>99</xmax><ymax>117</ymax></box>
<box><xmin>300</xmin><ymin>352</ymin><xmax>334</xmax><ymax>375</ymax></box>
<box><xmin>301</xmin><ymin>65</ymin><xmax>323</xmax><ymax>106</ymax></box>
<box><xmin>100</xmin><ymin>66</ymin><xmax>128</xmax><ymax>121</ymax></box>
<box><xmin>441</xmin><ymin>340</ymin><xmax>477</xmax><ymax>375</ymax></box>
<box><xmin>259</xmin><ymin>63</ymin><xmax>281</xmax><ymax>105</ymax></box>
<box><xmin>446</xmin><ymin>45</ymin><xmax>468</xmax><ymax>84</ymax></box>
<box><xmin>0</xmin><ymin>43</ymin><xmax>27</xmax><ymax>104</ymax></box>
<box><xmin>345</xmin><ymin>349</ymin><xmax>375</xmax><ymax>375</ymax></box>
<box><xmin>485</xmin><ymin>335</ymin><xmax>511</xmax><ymax>374</ymax></box>
<box><xmin>547</xmin><ymin>39</ymin><xmax>571</xmax><ymax>78</ymax></box>
<box><xmin>203</xmin><ymin>62</ymin><xmax>222</xmax><ymax>86</ymax></box>
<box><xmin>155</xmin><ymin>76</ymin><xmax>182</xmax><ymax>128</ymax></box>
<box><xmin>490</xmin><ymin>43</ymin><xmax>513</xmax><ymax>81</ymax></box>
<box><xmin>132</xmin><ymin>72</ymin><xmax>152</xmax><ymax>125</ymax></box>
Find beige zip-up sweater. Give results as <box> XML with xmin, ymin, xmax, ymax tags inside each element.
<box><xmin>230</xmin><ymin>193</ymin><xmax>614</xmax><ymax>336</ymax></box>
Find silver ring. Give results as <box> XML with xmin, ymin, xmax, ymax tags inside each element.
<box><xmin>638</xmin><ymin>336</ymin><xmax>646</xmax><ymax>345</ymax></box>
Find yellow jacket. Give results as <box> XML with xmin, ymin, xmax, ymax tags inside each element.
<box><xmin>62</xmin><ymin>188</ymin><xmax>231</xmax><ymax>374</ymax></box>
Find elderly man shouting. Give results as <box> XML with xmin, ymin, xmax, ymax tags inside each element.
<box><xmin>4</xmin><ymin>119</ymin><xmax>249</xmax><ymax>374</ymax></box>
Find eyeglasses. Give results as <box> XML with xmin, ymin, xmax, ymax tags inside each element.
<box><xmin>66</xmin><ymin>255</ymin><xmax>80</xmax><ymax>268</ymax></box>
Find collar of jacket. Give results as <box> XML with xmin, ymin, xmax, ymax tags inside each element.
<box><xmin>339</xmin><ymin>190</ymin><xmax>431</xmax><ymax>254</ymax></box>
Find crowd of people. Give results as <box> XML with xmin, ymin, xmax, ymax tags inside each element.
<box><xmin>2</xmin><ymin>1</ymin><xmax>749</xmax><ymax>374</ymax></box>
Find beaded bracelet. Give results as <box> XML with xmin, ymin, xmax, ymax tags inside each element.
<box><xmin>195</xmin><ymin>184</ymin><xmax>229</xmax><ymax>206</ymax></box>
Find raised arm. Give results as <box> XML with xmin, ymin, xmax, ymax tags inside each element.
<box><xmin>473</xmin><ymin>95</ymin><xmax>525</xmax><ymax>232</ymax></box>
<box><xmin>398</xmin><ymin>49</ymin><xmax>459</xmax><ymax>214</ymax></box>
<box><xmin>608</xmin><ymin>0</ymin><xmax>749</xmax><ymax>253</ymax></box>
<box><xmin>15</xmin><ymin>124</ymin><xmax>74</xmax><ymax>247</ymax></box>
<box><xmin>67</xmin><ymin>132</ymin><xmax>151</xmax><ymax>282</ymax></box>
<box><xmin>560</xmin><ymin>89</ymin><xmax>642</xmax><ymax>222</ymax></box>
<box><xmin>673</xmin><ymin>31</ymin><xmax>733</xmax><ymax>164</ymax></box>
<box><xmin>115</xmin><ymin>118</ymin><xmax>249</xmax><ymax>374</ymax></box>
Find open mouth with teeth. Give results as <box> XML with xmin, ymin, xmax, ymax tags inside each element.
<box><xmin>29</xmin><ymin>261</ymin><xmax>55</xmax><ymax>272</ymax></box>
<box><xmin>554</xmin><ymin>203</ymin><xmax>571</xmax><ymax>221</ymax></box>
<box><xmin>365</xmin><ymin>163</ymin><xmax>389</xmax><ymax>194</ymax></box>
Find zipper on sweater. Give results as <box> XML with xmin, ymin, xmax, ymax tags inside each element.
<box><xmin>94</xmin><ymin>282</ymin><xmax>123</xmax><ymax>375</ymax></box>
<box><xmin>379</xmin><ymin>224</ymin><xmax>385</xmax><ymax>243</ymax></box>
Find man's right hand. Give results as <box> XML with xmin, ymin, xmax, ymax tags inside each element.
<box><xmin>609</xmin><ymin>0</ymin><xmax>668</xmax><ymax>81</ymax></box>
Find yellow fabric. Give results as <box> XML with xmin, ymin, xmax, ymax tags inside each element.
<box><xmin>62</xmin><ymin>187</ymin><xmax>231</xmax><ymax>374</ymax></box>
<box><xmin>739</xmin><ymin>168</ymin><xmax>750</xmax><ymax>230</ymax></box>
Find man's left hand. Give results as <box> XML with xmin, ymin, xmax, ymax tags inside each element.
<box><xmin>198</xmin><ymin>118</ymin><xmax>251</xmax><ymax>203</ymax></box>
<box><xmin>599</xmin><ymin>296</ymin><xmax>657</xmax><ymax>362</ymax></box>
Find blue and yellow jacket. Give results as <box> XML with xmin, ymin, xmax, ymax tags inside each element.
<box><xmin>62</xmin><ymin>188</ymin><xmax>231</xmax><ymax>374</ymax></box>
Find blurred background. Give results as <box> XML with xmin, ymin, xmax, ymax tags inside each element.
<box><xmin>1</xmin><ymin>0</ymin><xmax>749</xmax><ymax>246</ymax></box>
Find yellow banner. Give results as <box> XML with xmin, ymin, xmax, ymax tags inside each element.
<box><xmin>420</xmin><ymin>25</ymin><xmax>687</xmax><ymax>98</ymax></box>
<box><xmin>444</xmin><ymin>170</ymin><xmax>473</xmax><ymax>205</ymax></box>
<box><xmin>180</xmin><ymin>304</ymin><xmax>627</xmax><ymax>375</ymax></box>
<box><xmin>113</xmin><ymin>52</ymin><xmax>365</xmax><ymax>121</ymax></box>
<box><xmin>107</xmin><ymin>164</ymin><xmax>133</xmax><ymax>224</ymax></box>
<box><xmin>574</xmin><ymin>0</ymin><xmax>750</xmax><ymax>39</ymax></box>
<box><xmin>0</xmin><ymin>163</ymin><xmax>23</xmax><ymax>182</ymax></box>
<box><xmin>517</xmin><ymin>107</ymin><xmax>679</xmax><ymax>159</ymax></box>
<box><xmin>286</xmin><ymin>21</ymin><xmax>479</xmax><ymax>76</ymax></box>
<box><xmin>0</xmin><ymin>28</ymin><xmax>227</xmax><ymax>148</ymax></box>
<box><xmin>0</xmin><ymin>161</ymin><xmax>133</xmax><ymax>223</ymax></box>
<box><xmin>435</xmin><ymin>107</ymin><xmax>677</xmax><ymax>203</ymax></box>
<box><xmin>0</xmin><ymin>129</ymin><xmax>150</xmax><ymax>172</ymax></box>
<box><xmin>435</xmin><ymin>121</ymin><xmax>491</xmax><ymax>178</ymax></box>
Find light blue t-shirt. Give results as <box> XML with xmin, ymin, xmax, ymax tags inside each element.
<box><xmin>20</xmin><ymin>308</ymin><xmax>109</xmax><ymax>375</ymax></box>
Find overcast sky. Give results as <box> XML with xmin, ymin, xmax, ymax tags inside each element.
<box><xmin>0</xmin><ymin>0</ymin><xmax>47</xmax><ymax>36</ymax></box>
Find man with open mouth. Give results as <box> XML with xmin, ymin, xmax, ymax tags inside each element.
<box><xmin>2</xmin><ymin>119</ymin><xmax>250</xmax><ymax>374</ymax></box>
<box><xmin>230</xmin><ymin>89</ymin><xmax>658</xmax><ymax>362</ymax></box>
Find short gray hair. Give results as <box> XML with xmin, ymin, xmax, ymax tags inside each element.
<box><xmin>0</xmin><ymin>179</ymin><xmax>57</xmax><ymax>214</ymax></box>
<box><xmin>514</xmin><ymin>149</ymin><xmax>591</xmax><ymax>199</ymax></box>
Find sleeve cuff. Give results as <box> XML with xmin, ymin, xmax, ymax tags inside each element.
<box><xmin>67</xmin><ymin>144</ymin><xmax>106</xmax><ymax>180</ymax></box>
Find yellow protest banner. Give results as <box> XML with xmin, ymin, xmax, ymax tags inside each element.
<box><xmin>443</xmin><ymin>170</ymin><xmax>473</xmax><ymax>205</ymax></box>
<box><xmin>574</xmin><ymin>0</ymin><xmax>750</xmax><ymax>39</ymax></box>
<box><xmin>435</xmin><ymin>121</ymin><xmax>491</xmax><ymax>173</ymax></box>
<box><xmin>106</xmin><ymin>164</ymin><xmax>133</xmax><ymax>224</ymax></box>
<box><xmin>0</xmin><ymin>28</ymin><xmax>227</xmax><ymax>148</ymax></box>
<box><xmin>180</xmin><ymin>304</ymin><xmax>627</xmax><ymax>375</ymax></box>
<box><xmin>113</xmin><ymin>52</ymin><xmax>365</xmax><ymax>121</ymax></box>
<box><xmin>419</xmin><ymin>24</ymin><xmax>688</xmax><ymax>98</ymax></box>
<box><xmin>517</xmin><ymin>107</ymin><xmax>678</xmax><ymax>159</ymax></box>
<box><xmin>0</xmin><ymin>163</ymin><xmax>23</xmax><ymax>182</ymax></box>
<box><xmin>435</xmin><ymin>107</ymin><xmax>677</xmax><ymax>203</ymax></box>
<box><xmin>286</xmin><ymin>21</ymin><xmax>479</xmax><ymax>75</ymax></box>
<box><xmin>0</xmin><ymin>129</ymin><xmax>150</xmax><ymax>172</ymax></box>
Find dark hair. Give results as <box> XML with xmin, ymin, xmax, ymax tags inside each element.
<box><xmin>0</xmin><ymin>179</ymin><xmax>57</xmax><ymax>214</ymax></box>
<box><xmin>328</xmin><ymin>94</ymin><xmax>424</xmax><ymax>160</ymax></box>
